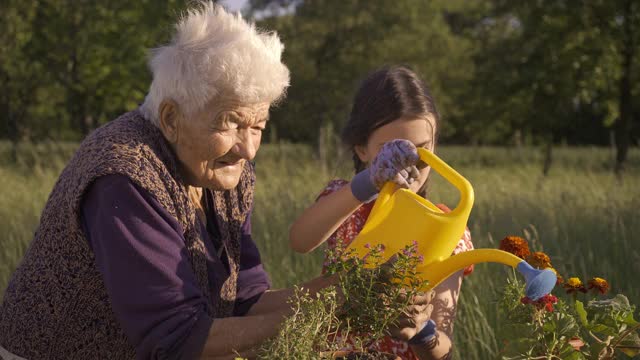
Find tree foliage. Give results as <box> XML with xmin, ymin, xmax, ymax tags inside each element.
<box><xmin>0</xmin><ymin>0</ymin><xmax>189</xmax><ymax>140</ymax></box>
<box><xmin>1</xmin><ymin>0</ymin><xmax>638</xmax><ymax>168</ymax></box>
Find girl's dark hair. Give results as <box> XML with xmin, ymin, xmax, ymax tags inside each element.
<box><xmin>341</xmin><ymin>65</ymin><xmax>440</xmax><ymax>173</ymax></box>
<box><xmin>341</xmin><ymin>65</ymin><xmax>440</xmax><ymax>197</ymax></box>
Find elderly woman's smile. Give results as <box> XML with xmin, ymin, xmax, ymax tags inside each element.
<box><xmin>216</xmin><ymin>158</ymin><xmax>243</xmax><ymax>168</ymax></box>
<box><xmin>159</xmin><ymin>98</ymin><xmax>270</xmax><ymax>190</ymax></box>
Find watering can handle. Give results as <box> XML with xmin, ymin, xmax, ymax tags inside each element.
<box><xmin>372</xmin><ymin>148</ymin><xmax>474</xmax><ymax>217</ymax></box>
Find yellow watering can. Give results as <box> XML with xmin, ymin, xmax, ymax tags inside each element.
<box><xmin>347</xmin><ymin>148</ymin><xmax>556</xmax><ymax>300</ymax></box>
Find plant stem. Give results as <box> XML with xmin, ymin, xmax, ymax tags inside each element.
<box><xmin>611</xmin><ymin>323</ymin><xmax>640</xmax><ymax>349</ymax></box>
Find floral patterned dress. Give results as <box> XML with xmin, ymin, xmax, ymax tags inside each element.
<box><xmin>318</xmin><ymin>179</ymin><xmax>475</xmax><ymax>359</ymax></box>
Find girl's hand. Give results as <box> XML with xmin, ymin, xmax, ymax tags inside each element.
<box><xmin>350</xmin><ymin>139</ymin><xmax>420</xmax><ymax>202</ymax></box>
<box><xmin>370</xmin><ymin>139</ymin><xmax>420</xmax><ymax>189</ymax></box>
<box><xmin>387</xmin><ymin>290</ymin><xmax>436</xmax><ymax>341</ymax></box>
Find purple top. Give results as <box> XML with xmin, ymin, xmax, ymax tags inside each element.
<box><xmin>81</xmin><ymin>174</ymin><xmax>270</xmax><ymax>360</ymax></box>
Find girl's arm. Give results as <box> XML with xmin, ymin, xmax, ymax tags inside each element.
<box><xmin>289</xmin><ymin>183</ymin><xmax>362</xmax><ymax>253</ymax></box>
<box><xmin>409</xmin><ymin>271</ymin><xmax>463</xmax><ymax>360</ymax></box>
<box><xmin>290</xmin><ymin>139</ymin><xmax>421</xmax><ymax>253</ymax></box>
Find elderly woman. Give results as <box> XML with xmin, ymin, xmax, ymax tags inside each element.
<box><xmin>0</xmin><ymin>3</ymin><xmax>432</xmax><ymax>360</ymax></box>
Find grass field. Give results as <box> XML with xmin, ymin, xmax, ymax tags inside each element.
<box><xmin>1</xmin><ymin>141</ymin><xmax>638</xmax><ymax>359</ymax></box>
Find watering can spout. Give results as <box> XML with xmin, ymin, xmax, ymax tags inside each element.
<box><xmin>516</xmin><ymin>261</ymin><xmax>557</xmax><ymax>301</ymax></box>
<box><xmin>418</xmin><ymin>249</ymin><xmax>557</xmax><ymax>301</ymax></box>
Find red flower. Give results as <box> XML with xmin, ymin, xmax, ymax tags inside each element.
<box><xmin>520</xmin><ymin>294</ymin><xmax>558</xmax><ymax>312</ymax></box>
<box><xmin>539</xmin><ymin>294</ymin><xmax>558</xmax><ymax>312</ymax></box>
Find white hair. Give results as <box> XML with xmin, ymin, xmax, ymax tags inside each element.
<box><xmin>140</xmin><ymin>2</ymin><xmax>290</xmax><ymax>125</ymax></box>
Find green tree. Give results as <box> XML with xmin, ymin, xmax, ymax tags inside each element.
<box><xmin>0</xmin><ymin>1</ymin><xmax>40</xmax><ymax>156</ymax></box>
<box><xmin>467</xmin><ymin>0</ymin><xmax>639</xmax><ymax>172</ymax></box>
<box><xmin>252</xmin><ymin>0</ymin><xmax>476</xmax><ymax>145</ymax></box>
<box><xmin>26</xmin><ymin>0</ymin><xmax>189</xmax><ymax>137</ymax></box>
<box><xmin>590</xmin><ymin>0</ymin><xmax>640</xmax><ymax>175</ymax></box>
<box><xmin>1</xmin><ymin>0</ymin><xmax>191</xmax><ymax>141</ymax></box>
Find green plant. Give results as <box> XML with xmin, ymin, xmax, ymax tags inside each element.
<box><xmin>258</xmin><ymin>286</ymin><xmax>349</xmax><ymax>359</ymax></box>
<box><xmin>497</xmin><ymin>237</ymin><xmax>640</xmax><ymax>359</ymax></box>
<box><xmin>258</xmin><ymin>241</ymin><xmax>428</xmax><ymax>359</ymax></box>
<box><xmin>325</xmin><ymin>241</ymin><xmax>429</xmax><ymax>345</ymax></box>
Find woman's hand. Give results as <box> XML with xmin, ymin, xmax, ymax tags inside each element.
<box><xmin>350</xmin><ymin>139</ymin><xmax>420</xmax><ymax>202</ymax></box>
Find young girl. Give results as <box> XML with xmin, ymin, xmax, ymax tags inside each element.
<box><xmin>290</xmin><ymin>66</ymin><xmax>474</xmax><ymax>359</ymax></box>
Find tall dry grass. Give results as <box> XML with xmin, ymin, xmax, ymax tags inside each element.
<box><xmin>0</xmin><ymin>141</ymin><xmax>638</xmax><ymax>359</ymax></box>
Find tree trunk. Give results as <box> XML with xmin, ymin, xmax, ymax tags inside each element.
<box><xmin>542</xmin><ymin>139</ymin><xmax>553</xmax><ymax>176</ymax></box>
<box><xmin>0</xmin><ymin>71</ymin><xmax>16</xmax><ymax>162</ymax></box>
<box><xmin>615</xmin><ymin>0</ymin><xmax>635</xmax><ymax>177</ymax></box>
<box><xmin>67</xmin><ymin>91</ymin><xmax>90</xmax><ymax>136</ymax></box>
<box><xmin>66</xmin><ymin>0</ymin><xmax>91</xmax><ymax>136</ymax></box>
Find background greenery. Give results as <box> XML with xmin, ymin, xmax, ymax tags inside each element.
<box><xmin>1</xmin><ymin>143</ymin><xmax>638</xmax><ymax>359</ymax></box>
<box><xmin>2</xmin><ymin>0</ymin><xmax>639</xmax><ymax>170</ymax></box>
<box><xmin>1</xmin><ymin>0</ymin><xmax>639</xmax><ymax>358</ymax></box>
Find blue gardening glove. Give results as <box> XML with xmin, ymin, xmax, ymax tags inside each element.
<box><xmin>350</xmin><ymin>139</ymin><xmax>420</xmax><ymax>202</ymax></box>
<box><xmin>408</xmin><ymin>319</ymin><xmax>437</xmax><ymax>345</ymax></box>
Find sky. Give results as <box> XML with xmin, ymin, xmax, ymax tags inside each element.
<box><xmin>221</xmin><ymin>0</ymin><xmax>248</xmax><ymax>12</ymax></box>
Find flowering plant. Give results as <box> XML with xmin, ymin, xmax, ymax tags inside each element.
<box><xmin>498</xmin><ymin>236</ymin><xmax>640</xmax><ymax>359</ymax></box>
<box><xmin>324</xmin><ymin>240</ymin><xmax>429</xmax><ymax>345</ymax></box>
<box><xmin>258</xmin><ymin>241</ymin><xmax>428</xmax><ymax>359</ymax></box>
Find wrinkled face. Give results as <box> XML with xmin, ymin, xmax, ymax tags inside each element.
<box><xmin>159</xmin><ymin>97</ymin><xmax>270</xmax><ymax>190</ymax></box>
<box><xmin>355</xmin><ymin>117</ymin><xmax>436</xmax><ymax>193</ymax></box>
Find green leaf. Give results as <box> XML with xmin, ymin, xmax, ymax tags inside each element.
<box><xmin>588</xmin><ymin>294</ymin><xmax>632</xmax><ymax>312</ymax></box>
<box><xmin>543</xmin><ymin>319</ymin><xmax>557</xmax><ymax>333</ymax></box>
<box><xmin>589</xmin><ymin>323</ymin><xmax>618</xmax><ymax>337</ymax></box>
<box><xmin>501</xmin><ymin>337</ymin><xmax>540</xmax><ymax>357</ymax></box>
<box><xmin>563</xmin><ymin>351</ymin><xmax>587</xmax><ymax>360</ymax></box>
<box><xmin>621</xmin><ymin>311</ymin><xmax>639</xmax><ymax>327</ymax></box>
<box><xmin>557</xmin><ymin>341</ymin><xmax>587</xmax><ymax>360</ymax></box>
<box><xmin>616</xmin><ymin>330</ymin><xmax>640</xmax><ymax>357</ymax></box>
<box><xmin>589</xmin><ymin>342</ymin><xmax>609</xmax><ymax>358</ymax></box>
<box><xmin>556</xmin><ymin>313</ymin><xmax>580</xmax><ymax>337</ymax></box>
<box><xmin>575</xmin><ymin>300</ymin><xmax>589</xmax><ymax>326</ymax></box>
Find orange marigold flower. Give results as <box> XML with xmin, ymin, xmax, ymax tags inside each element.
<box><xmin>499</xmin><ymin>236</ymin><xmax>531</xmax><ymax>259</ymax></box>
<box><xmin>526</xmin><ymin>251</ymin><xmax>552</xmax><ymax>269</ymax></box>
<box><xmin>563</xmin><ymin>277</ymin><xmax>587</xmax><ymax>294</ymax></box>
<box><xmin>587</xmin><ymin>277</ymin><xmax>610</xmax><ymax>295</ymax></box>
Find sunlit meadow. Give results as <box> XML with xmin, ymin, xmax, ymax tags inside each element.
<box><xmin>1</xmin><ymin>141</ymin><xmax>638</xmax><ymax>359</ymax></box>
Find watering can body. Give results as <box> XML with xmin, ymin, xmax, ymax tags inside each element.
<box><xmin>346</xmin><ymin>148</ymin><xmax>556</xmax><ymax>299</ymax></box>
<box><xmin>349</xmin><ymin>148</ymin><xmax>474</xmax><ymax>269</ymax></box>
